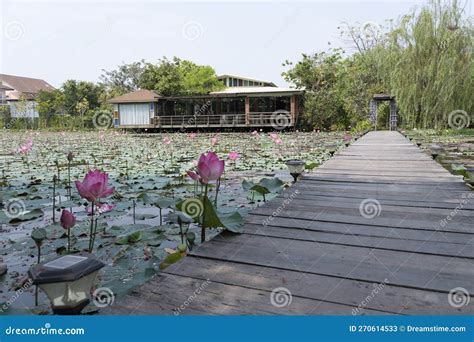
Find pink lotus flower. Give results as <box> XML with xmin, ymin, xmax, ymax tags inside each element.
<box><xmin>228</xmin><ymin>152</ymin><xmax>239</xmax><ymax>161</ymax></box>
<box><xmin>163</xmin><ymin>136</ymin><xmax>171</xmax><ymax>145</ymax></box>
<box><xmin>251</xmin><ymin>130</ymin><xmax>258</xmax><ymax>136</ymax></box>
<box><xmin>343</xmin><ymin>133</ymin><xmax>352</xmax><ymax>141</ymax></box>
<box><xmin>274</xmin><ymin>138</ymin><xmax>283</xmax><ymax>145</ymax></box>
<box><xmin>60</xmin><ymin>209</ymin><xmax>76</xmax><ymax>230</ymax></box>
<box><xmin>86</xmin><ymin>203</ymin><xmax>115</xmax><ymax>215</ymax></box>
<box><xmin>188</xmin><ymin>133</ymin><xmax>197</xmax><ymax>139</ymax></box>
<box><xmin>210</xmin><ymin>137</ymin><xmax>218</xmax><ymax>146</ymax></box>
<box><xmin>17</xmin><ymin>138</ymin><xmax>33</xmax><ymax>154</ymax></box>
<box><xmin>75</xmin><ymin>170</ymin><xmax>115</xmax><ymax>202</ymax></box>
<box><xmin>269</xmin><ymin>133</ymin><xmax>278</xmax><ymax>140</ymax></box>
<box><xmin>187</xmin><ymin>151</ymin><xmax>225</xmax><ymax>184</ymax></box>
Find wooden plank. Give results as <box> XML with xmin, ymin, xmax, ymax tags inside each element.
<box><xmin>245</xmin><ymin>215</ymin><xmax>473</xmax><ymax>244</ymax></box>
<box><xmin>242</xmin><ymin>224</ymin><xmax>474</xmax><ymax>258</ymax></box>
<box><xmin>191</xmin><ymin>233</ymin><xmax>474</xmax><ymax>293</ymax></box>
<box><xmin>250</xmin><ymin>207</ymin><xmax>474</xmax><ymax>233</ymax></box>
<box><xmin>163</xmin><ymin>257</ymin><xmax>472</xmax><ymax>315</ymax></box>
<box><xmin>104</xmin><ymin>272</ymin><xmax>385</xmax><ymax>315</ymax></box>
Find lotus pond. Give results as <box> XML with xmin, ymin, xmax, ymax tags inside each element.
<box><xmin>0</xmin><ymin>130</ymin><xmax>352</xmax><ymax>314</ymax></box>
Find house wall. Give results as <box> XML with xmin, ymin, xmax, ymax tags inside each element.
<box><xmin>118</xmin><ymin>103</ymin><xmax>153</xmax><ymax>126</ymax></box>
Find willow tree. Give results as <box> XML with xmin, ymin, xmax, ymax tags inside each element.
<box><xmin>385</xmin><ymin>0</ymin><xmax>473</xmax><ymax>129</ymax></box>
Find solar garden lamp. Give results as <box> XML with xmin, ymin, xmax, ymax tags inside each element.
<box><xmin>286</xmin><ymin>159</ymin><xmax>305</xmax><ymax>183</ymax></box>
<box><xmin>29</xmin><ymin>254</ymin><xmax>105</xmax><ymax>315</ymax></box>
<box><xmin>328</xmin><ymin>147</ymin><xmax>337</xmax><ymax>157</ymax></box>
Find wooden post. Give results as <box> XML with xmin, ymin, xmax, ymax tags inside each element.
<box><xmin>245</xmin><ymin>97</ymin><xmax>250</xmax><ymax>125</ymax></box>
<box><xmin>290</xmin><ymin>95</ymin><xmax>296</xmax><ymax>126</ymax></box>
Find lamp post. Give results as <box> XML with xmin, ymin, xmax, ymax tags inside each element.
<box><xmin>29</xmin><ymin>253</ymin><xmax>105</xmax><ymax>315</ymax></box>
<box><xmin>285</xmin><ymin>159</ymin><xmax>305</xmax><ymax>183</ymax></box>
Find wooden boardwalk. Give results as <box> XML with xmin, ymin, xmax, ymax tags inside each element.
<box><xmin>106</xmin><ymin>131</ymin><xmax>474</xmax><ymax>315</ymax></box>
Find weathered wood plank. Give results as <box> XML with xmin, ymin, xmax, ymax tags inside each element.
<box><xmin>191</xmin><ymin>233</ymin><xmax>474</xmax><ymax>293</ymax></box>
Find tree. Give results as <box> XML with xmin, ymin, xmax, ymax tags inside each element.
<box><xmin>100</xmin><ymin>60</ymin><xmax>146</xmax><ymax>96</ymax></box>
<box><xmin>139</xmin><ymin>57</ymin><xmax>183</xmax><ymax>96</ymax></box>
<box><xmin>283</xmin><ymin>0</ymin><xmax>473</xmax><ymax>130</ymax></box>
<box><xmin>139</xmin><ymin>57</ymin><xmax>224</xmax><ymax>96</ymax></box>
<box><xmin>282</xmin><ymin>49</ymin><xmax>349</xmax><ymax>130</ymax></box>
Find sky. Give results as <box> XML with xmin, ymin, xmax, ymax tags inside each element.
<box><xmin>0</xmin><ymin>0</ymin><xmax>459</xmax><ymax>88</ymax></box>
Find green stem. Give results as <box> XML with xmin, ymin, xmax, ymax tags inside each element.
<box><xmin>133</xmin><ymin>200</ymin><xmax>136</xmax><ymax>224</ymax></box>
<box><xmin>67</xmin><ymin>227</ymin><xmax>70</xmax><ymax>253</ymax></box>
<box><xmin>201</xmin><ymin>184</ymin><xmax>208</xmax><ymax>243</ymax></box>
<box><xmin>88</xmin><ymin>202</ymin><xmax>95</xmax><ymax>252</ymax></box>
<box><xmin>214</xmin><ymin>178</ymin><xmax>220</xmax><ymax>206</ymax></box>
<box><xmin>35</xmin><ymin>244</ymin><xmax>41</xmax><ymax>306</ymax></box>
<box><xmin>52</xmin><ymin>176</ymin><xmax>56</xmax><ymax>224</ymax></box>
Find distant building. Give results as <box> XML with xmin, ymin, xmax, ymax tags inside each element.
<box><xmin>0</xmin><ymin>74</ymin><xmax>55</xmax><ymax>119</ymax></box>
<box><xmin>217</xmin><ymin>74</ymin><xmax>277</xmax><ymax>88</ymax></box>
<box><xmin>108</xmin><ymin>74</ymin><xmax>303</xmax><ymax>129</ymax></box>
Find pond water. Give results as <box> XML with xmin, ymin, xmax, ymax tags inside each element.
<box><xmin>0</xmin><ymin>130</ymin><xmax>348</xmax><ymax>314</ymax></box>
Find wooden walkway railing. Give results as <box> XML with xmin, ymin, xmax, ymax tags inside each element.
<box><xmin>105</xmin><ymin>131</ymin><xmax>474</xmax><ymax>315</ymax></box>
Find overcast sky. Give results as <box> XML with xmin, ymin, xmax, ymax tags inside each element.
<box><xmin>0</xmin><ymin>0</ymin><xmax>465</xmax><ymax>88</ymax></box>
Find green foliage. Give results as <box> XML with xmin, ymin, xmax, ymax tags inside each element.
<box><xmin>36</xmin><ymin>80</ymin><xmax>107</xmax><ymax>129</ymax></box>
<box><xmin>351</xmin><ymin>119</ymin><xmax>372</xmax><ymax>133</ymax></box>
<box><xmin>100</xmin><ymin>60</ymin><xmax>146</xmax><ymax>96</ymax></box>
<box><xmin>284</xmin><ymin>0</ymin><xmax>473</xmax><ymax>130</ymax></box>
<box><xmin>139</xmin><ymin>57</ymin><xmax>224</xmax><ymax>96</ymax></box>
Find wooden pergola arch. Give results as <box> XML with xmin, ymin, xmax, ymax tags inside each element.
<box><xmin>369</xmin><ymin>94</ymin><xmax>397</xmax><ymax>131</ymax></box>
